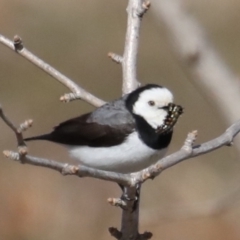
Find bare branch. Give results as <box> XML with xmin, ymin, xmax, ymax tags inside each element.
<box><xmin>136</xmin><ymin>1</ymin><xmax>151</xmax><ymax>18</ymax></box>
<box><xmin>119</xmin><ymin>1</ymin><xmax>151</xmax><ymax>238</ymax></box>
<box><xmin>120</xmin><ymin>187</ymin><xmax>140</xmax><ymax>240</ymax></box>
<box><xmin>138</xmin><ymin>232</ymin><xmax>153</xmax><ymax>240</ymax></box>
<box><xmin>109</xmin><ymin>227</ymin><xmax>152</xmax><ymax>240</ymax></box>
<box><xmin>122</xmin><ymin>0</ymin><xmax>146</xmax><ymax>94</ymax></box>
<box><xmin>3</xmin><ymin>151</ymin><xmax>133</xmax><ymax>186</ymax></box>
<box><xmin>60</xmin><ymin>92</ymin><xmax>84</xmax><ymax>103</ymax></box>
<box><xmin>181</xmin><ymin>130</ymin><xmax>197</xmax><ymax>152</ymax></box>
<box><xmin>0</xmin><ymin>34</ymin><xmax>105</xmax><ymax>107</ymax></box>
<box><xmin>108</xmin><ymin>197</ymin><xmax>128</xmax><ymax>209</ymax></box>
<box><xmin>18</xmin><ymin>119</ymin><xmax>33</xmax><ymax>133</ymax></box>
<box><xmin>0</xmin><ymin>105</ymin><xmax>29</xmax><ymax>155</ymax></box>
<box><xmin>109</xmin><ymin>227</ymin><xmax>122</xmax><ymax>240</ymax></box>
<box><xmin>108</xmin><ymin>52</ymin><xmax>123</xmax><ymax>64</ymax></box>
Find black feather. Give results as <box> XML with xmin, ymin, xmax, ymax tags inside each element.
<box><xmin>24</xmin><ymin>111</ymin><xmax>134</xmax><ymax>147</ymax></box>
<box><xmin>24</xmin><ymin>84</ymin><xmax>172</xmax><ymax>150</ymax></box>
<box><xmin>24</xmin><ymin>134</ymin><xmax>52</xmax><ymax>141</ymax></box>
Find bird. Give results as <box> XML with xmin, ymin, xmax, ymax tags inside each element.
<box><xmin>24</xmin><ymin>84</ymin><xmax>183</xmax><ymax>174</ymax></box>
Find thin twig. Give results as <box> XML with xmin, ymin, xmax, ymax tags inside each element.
<box><xmin>108</xmin><ymin>197</ymin><xmax>128</xmax><ymax>209</ymax></box>
<box><xmin>0</xmin><ymin>105</ymin><xmax>29</xmax><ymax>155</ymax></box>
<box><xmin>0</xmin><ymin>34</ymin><xmax>105</xmax><ymax>107</ymax></box>
<box><xmin>109</xmin><ymin>227</ymin><xmax>122</xmax><ymax>240</ymax></box>
<box><xmin>108</xmin><ymin>52</ymin><xmax>123</xmax><ymax>64</ymax></box>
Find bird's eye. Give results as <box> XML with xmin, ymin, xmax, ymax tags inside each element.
<box><xmin>148</xmin><ymin>100</ymin><xmax>155</xmax><ymax>106</ymax></box>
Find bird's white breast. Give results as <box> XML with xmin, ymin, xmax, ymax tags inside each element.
<box><xmin>68</xmin><ymin>132</ymin><xmax>167</xmax><ymax>173</ymax></box>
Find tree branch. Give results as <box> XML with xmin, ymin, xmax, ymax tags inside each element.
<box><xmin>119</xmin><ymin>1</ymin><xmax>151</xmax><ymax>239</ymax></box>
<box><xmin>122</xmin><ymin>0</ymin><xmax>148</xmax><ymax>94</ymax></box>
<box><xmin>0</xmin><ymin>104</ymin><xmax>32</xmax><ymax>155</ymax></box>
<box><xmin>0</xmin><ymin>35</ymin><xmax>105</xmax><ymax>107</ymax></box>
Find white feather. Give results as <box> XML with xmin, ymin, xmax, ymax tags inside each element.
<box><xmin>68</xmin><ymin>132</ymin><xmax>167</xmax><ymax>173</ymax></box>
<box><xmin>133</xmin><ymin>87</ymin><xmax>173</xmax><ymax>129</ymax></box>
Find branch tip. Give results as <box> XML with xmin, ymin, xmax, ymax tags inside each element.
<box><xmin>13</xmin><ymin>35</ymin><xmax>24</xmax><ymax>51</ymax></box>
<box><xmin>61</xmin><ymin>164</ymin><xmax>79</xmax><ymax>175</ymax></box>
<box><xmin>226</xmin><ymin>141</ymin><xmax>234</xmax><ymax>147</ymax></box>
<box><xmin>17</xmin><ymin>146</ymin><xmax>28</xmax><ymax>156</ymax></box>
<box><xmin>181</xmin><ymin>130</ymin><xmax>198</xmax><ymax>152</ymax></box>
<box><xmin>137</xmin><ymin>165</ymin><xmax>162</xmax><ymax>183</ymax></box>
<box><xmin>3</xmin><ymin>150</ymin><xmax>20</xmax><ymax>161</ymax></box>
<box><xmin>108</xmin><ymin>52</ymin><xmax>123</xmax><ymax>64</ymax></box>
<box><xmin>143</xmin><ymin>1</ymin><xmax>151</xmax><ymax>11</ymax></box>
<box><xmin>109</xmin><ymin>227</ymin><xmax>122</xmax><ymax>239</ymax></box>
<box><xmin>137</xmin><ymin>1</ymin><xmax>151</xmax><ymax>18</ymax></box>
<box><xmin>142</xmin><ymin>170</ymin><xmax>151</xmax><ymax>180</ymax></box>
<box><xmin>60</xmin><ymin>93</ymin><xmax>81</xmax><ymax>102</ymax></box>
<box><xmin>17</xmin><ymin>119</ymin><xmax>33</xmax><ymax>133</ymax></box>
<box><xmin>107</xmin><ymin>197</ymin><xmax>127</xmax><ymax>209</ymax></box>
<box><xmin>139</xmin><ymin>231</ymin><xmax>153</xmax><ymax>240</ymax></box>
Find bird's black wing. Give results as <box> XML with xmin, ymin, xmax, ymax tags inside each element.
<box><xmin>25</xmin><ymin>97</ymin><xmax>135</xmax><ymax>147</ymax></box>
<box><xmin>49</xmin><ymin>112</ymin><xmax>134</xmax><ymax>147</ymax></box>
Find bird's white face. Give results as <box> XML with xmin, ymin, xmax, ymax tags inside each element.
<box><xmin>132</xmin><ymin>87</ymin><xmax>173</xmax><ymax>129</ymax></box>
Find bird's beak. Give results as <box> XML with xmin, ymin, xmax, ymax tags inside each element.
<box><xmin>156</xmin><ymin>103</ymin><xmax>183</xmax><ymax>134</ymax></box>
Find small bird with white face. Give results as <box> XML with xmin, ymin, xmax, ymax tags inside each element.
<box><xmin>24</xmin><ymin>84</ymin><xmax>183</xmax><ymax>174</ymax></box>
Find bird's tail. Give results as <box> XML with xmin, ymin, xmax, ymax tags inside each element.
<box><xmin>24</xmin><ymin>134</ymin><xmax>51</xmax><ymax>142</ymax></box>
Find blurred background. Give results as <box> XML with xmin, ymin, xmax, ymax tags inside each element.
<box><xmin>1</xmin><ymin>0</ymin><xmax>240</xmax><ymax>239</ymax></box>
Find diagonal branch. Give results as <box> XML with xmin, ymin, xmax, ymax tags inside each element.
<box><xmin>132</xmin><ymin>120</ymin><xmax>240</xmax><ymax>184</ymax></box>
<box><xmin>0</xmin><ymin>34</ymin><xmax>105</xmax><ymax>107</ymax></box>
<box><xmin>0</xmin><ymin>104</ymin><xmax>32</xmax><ymax>155</ymax></box>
